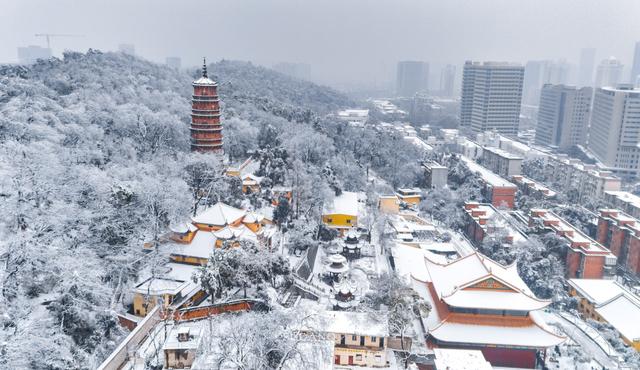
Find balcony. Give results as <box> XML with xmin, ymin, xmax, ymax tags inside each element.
<box><xmin>192</xmin><ymin>95</ymin><xmax>219</xmax><ymax>101</ymax></box>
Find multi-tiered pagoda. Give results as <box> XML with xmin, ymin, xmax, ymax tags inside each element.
<box><xmin>190</xmin><ymin>58</ymin><xmax>222</xmax><ymax>153</ymax></box>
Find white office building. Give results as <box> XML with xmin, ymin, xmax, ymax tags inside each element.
<box><xmin>587</xmin><ymin>85</ymin><xmax>640</xmax><ymax>176</ymax></box>
<box><xmin>535</xmin><ymin>84</ymin><xmax>592</xmax><ymax>149</ymax></box>
<box><xmin>595</xmin><ymin>57</ymin><xmax>624</xmax><ymax>88</ymax></box>
<box><xmin>460</xmin><ymin>61</ymin><xmax>524</xmax><ymax>136</ymax></box>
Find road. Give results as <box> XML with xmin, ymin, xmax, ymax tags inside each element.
<box><xmin>543</xmin><ymin>311</ymin><xmax>620</xmax><ymax>369</ymax></box>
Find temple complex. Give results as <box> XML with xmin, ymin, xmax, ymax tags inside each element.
<box><xmin>190</xmin><ymin>58</ymin><xmax>223</xmax><ymax>152</ymax></box>
<box><xmin>411</xmin><ymin>252</ymin><xmax>565</xmax><ymax>368</ymax></box>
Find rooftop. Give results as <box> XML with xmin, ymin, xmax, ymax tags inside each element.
<box><xmin>569</xmin><ymin>279</ymin><xmax>640</xmax><ymax>342</ymax></box>
<box><xmin>323</xmin><ymin>191</ymin><xmax>359</xmax><ymax>216</ymax></box>
<box><xmin>305</xmin><ymin>311</ymin><xmax>389</xmax><ymax>337</ymax></box>
<box><xmin>191</xmin><ymin>202</ymin><xmax>246</xmax><ymax>226</ymax></box>
<box><xmin>433</xmin><ymin>348</ymin><xmax>492</xmax><ymax>370</ymax></box>
<box><xmin>604</xmin><ymin>190</ymin><xmax>640</xmax><ymax>208</ymax></box>
<box><xmin>460</xmin><ymin>156</ymin><xmax>516</xmax><ymax>189</ymax></box>
<box><xmin>482</xmin><ymin>146</ymin><xmax>523</xmax><ymax>160</ymax></box>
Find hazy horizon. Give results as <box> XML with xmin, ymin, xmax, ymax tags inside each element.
<box><xmin>3</xmin><ymin>0</ymin><xmax>640</xmax><ymax>88</ymax></box>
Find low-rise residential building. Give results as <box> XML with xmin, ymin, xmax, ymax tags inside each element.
<box><xmin>463</xmin><ymin>202</ymin><xmax>527</xmax><ymax>244</ymax></box>
<box><xmin>304</xmin><ymin>311</ymin><xmax>390</xmax><ymax>367</ymax></box>
<box><xmin>378</xmin><ymin>195</ymin><xmax>400</xmax><ymax>214</ymax></box>
<box><xmin>337</xmin><ymin>109</ymin><xmax>369</xmax><ymax>126</ymax></box>
<box><xmin>396</xmin><ymin>188</ymin><xmax>422</xmax><ymax>205</ymax></box>
<box><xmin>132</xmin><ymin>278</ymin><xmax>199</xmax><ymax>317</ymax></box>
<box><xmin>603</xmin><ymin>191</ymin><xmax>640</xmax><ymax>219</ymax></box>
<box><xmin>413</xmin><ymin>251</ymin><xmax>564</xmax><ymax>368</ymax></box>
<box><xmin>511</xmin><ymin>175</ymin><xmax>557</xmax><ymax>199</ymax></box>
<box><xmin>544</xmin><ymin>155</ymin><xmax>621</xmax><ymax>201</ymax></box>
<box><xmin>423</xmin><ymin>162</ymin><xmax>448</xmax><ymax>189</ymax></box>
<box><xmin>568</xmin><ymin>279</ymin><xmax>640</xmax><ymax>351</ymax></box>
<box><xmin>480</xmin><ymin>146</ymin><xmax>523</xmax><ymax>178</ymax></box>
<box><xmin>322</xmin><ymin>191</ymin><xmax>360</xmax><ymax>234</ymax></box>
<box><xmin>597</xmin><ymin>209</ymin><xmax>640</xmax><ymax>276</ymax></box>
<box><xmin>460</xmin><ymin>156</ymin><xmax>517</xmax><ymax>209</ymax></box>
<box><xmin>163</xmin><ymin>324</ymin><xmax>203</xmax><ymax>369</ymax></box>
<box><xmin>529</xmin><ymin>209</ymin><xmax>617</xmax><ymax>279</ymax></box>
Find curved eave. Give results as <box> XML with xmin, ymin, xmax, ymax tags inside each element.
<box><xmin>442</xmin><ymin>293</ymin><xmax>551</xmax><ymax>312</ymax></box>
<box><xmin>429</xmin><ymin>321</ymin><xmax>565</xmax><ymax>349</ymax></box>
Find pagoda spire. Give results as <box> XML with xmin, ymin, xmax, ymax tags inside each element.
<box><xmin>202</xmin><ymin>57</ymin><xmax>208</xmax><ymax>78</ymax></box>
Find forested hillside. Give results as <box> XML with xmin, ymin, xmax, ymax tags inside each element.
<box><xmin>0</xmin><ymin>51</ymin><xmax>423</xmax><ymax>369</ymax></box>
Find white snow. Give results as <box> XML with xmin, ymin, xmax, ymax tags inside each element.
<box><xmin>323</xmin><ymin>191</ymin><xmax>359</xmax><ymax>216</ymax></box>
<box><xmin>433</xmin><ymin>348</ymin><xmax>492</xmax><ymax>370</ymax></box>
<box><xmin>460</xmin><ymin>156</ymin><xmax>516</xmax><ymax>188</ymax></box>
<box><xmin>191</xmin><ymin>202</ymin><xmax>246</xmax><ymax>226</ymax></box>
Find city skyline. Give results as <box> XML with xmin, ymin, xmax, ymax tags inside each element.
<box><xmin>3</xmin><ymin>0</ymin><xmax>640</xmax><ymax>87</ymax></box>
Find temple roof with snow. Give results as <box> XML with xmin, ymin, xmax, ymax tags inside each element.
<box><xmin>410</xmin><ymin>252</ymin><xmax>565</xmax><ymax>349</ymax></box>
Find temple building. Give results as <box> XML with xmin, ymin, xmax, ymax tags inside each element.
<box><xmin>191</xmin><ymin>58</ymin><xmax>223</xmax><ymax>152</ymax></box>
<box><xmin>411</xmin><ymin>252</ymin><xmax>565</xmax><ymax>368</ymax></box>
<box><xmin>168</xmin><ymin>202</ymin><xmax>275</xmax><ymax>266</ymax></box>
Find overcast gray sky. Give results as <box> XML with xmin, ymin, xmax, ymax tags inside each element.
<box><xmin>2</xmin><ymin>0</ymin><xmax>640</xmax><ymax>86</ymax></box>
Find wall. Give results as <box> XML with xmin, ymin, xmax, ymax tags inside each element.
<box><xmin>323</xmin><ymin>213</ymin><xmax>357</xmax><ymax>228</ymax></box>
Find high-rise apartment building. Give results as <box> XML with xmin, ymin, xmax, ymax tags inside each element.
<box><xmin>396</xmin><ymin>61</ymin><xmax>429</xmax><ymax>97</ymax></box>
<box><xmin>588</xmin><ymin>85</ymin><xmax>640</xmax><ymax>176</ymax></box>
<box><xmin>631</xmin><ymin>42</ymin><xmax>640</xmax><ymax>87</ymax></box>
<box><xmin>578</xmin><ymin>48</ymin><xmax>596</xmax><ymax>87</ymax></box>
<box><xmin>595</xmin><ymin>57</ymin><xmax>624</xmax><ymax>88</ymax></box>
<box><xmin>535</xmin><ymin>84</ymin><xmax>592</xmax><ymax>149</ymax></box>
<box><xmin>460</xmin><ymin>61</ymin><xmax>524</xmax><ymax>135</ymax></box>
<box><xmin>439</xmin><ymin>64</ymin><xmax>456</xmax><ymax>97</ymax></box>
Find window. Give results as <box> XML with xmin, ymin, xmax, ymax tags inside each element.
<box><xmin>356</xmin><ymin>354</ymin><xmax>363</xmax><ymax>361</ymax></box>
<box><xmin>352</xmin><ymin>335</ymin><xmax>357</xmax><ymax>341</ymax></box>
<box><xmin>346</xmin><ymin>219</ymin><xmax>352</xmax><ymax>224</ymax></box>
<box><xmin>371</xmin><ymin>336</ymin><xmax>377</xmax><ymax>342</ymax></box>
<box><xmin>327</xmin><ymin>218</ymin><xmax>333</xmax><ymax>223</ymax></box>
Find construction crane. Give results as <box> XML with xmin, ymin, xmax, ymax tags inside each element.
<box><xmin>34</xmin><ymin>33</ymin><xmax>84</xmax><ymax>50</ymax></box>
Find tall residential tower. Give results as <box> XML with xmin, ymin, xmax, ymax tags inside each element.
<box><xmin>396</xmin><ymin>61</ymin><xmax>429</xmax><ymax>97</ymax></box>
<box><xmin>460</xmin><ymin>61</ymin><xmax>524</xmax><ymax>135</ymax></box>
<box><xmin>587</xmin><ymin>85</ymin><xmax>640</xmax><ymax>176</ymax></box>
<box><xmin>535</xmin><ymin>84</ymin><xmax>592</xmax><ymax>149</ymax></box>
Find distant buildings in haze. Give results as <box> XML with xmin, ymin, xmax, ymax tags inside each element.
<box><xmin>460</xmin><ymin>61</ymin><xmax>524</xmax><ymax>135</ymax></box>
<box><xmin>578</xmin><ymin>48</ymin><xmax>596</xmax><ymax>87</ymax></box>
<box><xmin>17</xmin><ymin>45</ymin><xmax>52</xmax><ymax>64</ymax></box>
<box><xmin>439</xmin><ymin>64</ymin><xmax>456</xmax><ymax>97</ymax></box>
<box><xmin>118</xmin><ymin>43</ymin><xmax>136</xmax><ymax>56</ymax></box>
<box><xmin>273</xmin><ymin>62</ymin><xmax>311</xmax><ymax>81</ymax></box>
<box><xmin>535</xmin><ymin>84</ymin><xmax>592</xmax><ymax>150</ymax></box>
<box><xmin>594</xmin><ymin>56</ymin><xmax>623</xmax><ymax>88</ymax></box>
<box><xmin>631</xmin><ymin>42</ymin><xmax>640</xmax><ymax>87</ymax></box>
<box><xmin>166</xmin><ymin>56</ymin><xmax>181</xmax><ymax>70</ymax></box>
<box><xmin>396</xmin><ymin>61</ymin><xmax>429</xmax><ymax>97</ymax></box>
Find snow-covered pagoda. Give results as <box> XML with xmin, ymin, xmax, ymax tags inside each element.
<box><xmin>341</xmin><ymin>229</ymin><xmax>362</xmax><ymax>259</ymax></box>
<box><xmin>330</xmin><ymin>275</ymin><xmax>360</xmax><ymax>310</ymax></box>
<box><xmin>325</xmin><ymin>253</ymin><xmax>349</xmax><ymax>281</ymax></box>
<box><xmin>412</xmin><ymin>252</ymin><xmax>565</xmax><ymax>368</ymax></box>
<box><xmin>191</xmin><ymin>58</ymin><xmax>223</xmax><ymax>153</ymax></box>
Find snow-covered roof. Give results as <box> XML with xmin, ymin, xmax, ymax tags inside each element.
<box><xmin>133</xmin><ymin>277</ymin><xmax>190</xmax><ymax>296</ymax></box>
<box><xmin>429</xmin><ymin>314</ymin><xmax>565</xmax><ymax>348</ymax></box>
<box><xmin>243</xmin><ymin>211</ymin><xmax>264</xmax><ymax>224</ymax></box>
<box><xmin>604</xmin><ymin>190</ymin><xmax>640</xmax><ymax>209</ymax></box>
<box><xmin>309</xmin><ymin>311</ymin><xmax>389</xmax><ymax>337</ymax></box>
<box><xmin>170</xmin><ymin>222</ymin><xmax>198</xmax><ymax>234</ymax></box>
<box><xmin>460</xmin><ymin>156</ymin><xmax>516</xmax><ymax>188</ymax></box>
<box><xmin>323</xmin><ymin>191</ymin><xmax>359</xmax><ymax>216</ymax></box>
<box><xmin>192</xmin><ymin>202</ymin><xmax>246</xmax><ymax>226</ymax></box>
<box><xmin>213</xmin><ymin>224</ymin><xmax>258</xmax><ymax>243</ymax></box>
<box><xmin>595</xmin><ymin>294</ymin><xmax>640</xmax><ymax>342</ymax></box>
<box><xmin>172</xmin><ymin>230</ymin><xmax>217</xmax><ymax>259</ymax></box>
<box><xmin>193</xmin><ymin>76</ymin><xmax>217</xmax><ymax>86</ymax></box>
<box><xmin>423</xmin><ymin>252</ymin><xmax>551</xmax><ymax>311</ymax></box>
<box><xmin>433</xmin><ymin>348</ymin><xmax>492</xmax><ymax>370</ymax></box>
<box><xmin>163</xmin><ymin>322</ymin><xmax>203</xmax><ymax>350</ymax></box>
<box><xmin>163</xmin><ymin>263</ymin><xmax>199</xmax><ymax>282</ymax></box>
<box><xmin>568</xmin><ymin>278</ymin><xmax>640</xmax><ymax>341</ymax></box>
